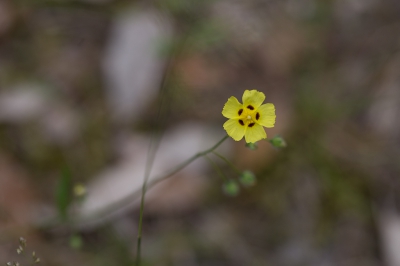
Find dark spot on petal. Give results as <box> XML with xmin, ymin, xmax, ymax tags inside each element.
<box><xmin>248</xmin><ymin>123</ymin><xmax>255</xmax><ymax>127</ymax></box>
<box><xmin>239</xmin><ymin>120</ymin><xmax>244</xmax><ymax>126</ymax></box>
<box><xmin>238</xmin><ymin>109</ymin><xmax>243</xmax><ymax>115</ymax></box>
<box><xmin>256</xmin><ymin>112</ymin><xmax>260</xmax><ymax>120</ymax></box>
<box><xmin>247</xmin><ymin>105</ymin><xmax>254</xmax><ymax>110</ymax></box>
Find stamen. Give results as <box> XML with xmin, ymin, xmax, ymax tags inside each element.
<box><xmin>239</xmin><ymin>120</ymin><xmax>244</xmax><ymax>126</ymax></box>
<box><xmin>248</xmin><ymin>123</ymin><xmax>255</xmax><ymax>127</ymax></box>
<box><xmin>247</xmin><ymin>115</ymin><xmax>251</xmax><ymax>120</ymax></box>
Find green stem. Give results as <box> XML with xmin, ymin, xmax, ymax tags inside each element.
<box><xmin>135</xmin><ymin>140</ymin><xmax>156</xmax><ymax>266</ymax></box>
<box><xmin>135</xmin><ymin>31</ymin><xmax>197</xmax><ymax>265</ymax></box>
<box><xmin>212</xmin><ymin>151</ymin><xmax>241</xmax><ymax>175</ymax></box>
<box><xmin>63</xmin><ymin>135</ymin><xmax>230</xmax><ymax>230</ymax></box>
<box><xmin>146</xmin><ymin>135</ymin><xmax>229</xmax><ymax>185</ymax></box>
<box><xmin>135</xmin><ymin>134</ymin><xmax>228</xmax><ymax>265</ymax></box>
<box><xmin>204</xmin><ymin>155</ymin><xmax>228</xmax><ymax>181</ymax></box>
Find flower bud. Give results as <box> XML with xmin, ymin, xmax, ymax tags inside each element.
<box><xmin>239</xmin><ymin>170</ymin><xmax>256</xmax><ymax>187</ymax></box>
<box><xmin>269</xmin><ymin>135</ymin><xmax>286</xmax><ymax>148</ymax></box>
<box><xmin>222</xmin><ymin>180</ymin><xmax>240</xmax><ymax>196</ymax></box>
<box><xmin>245</xmin><ymin>142</ymin><xmax>258</xmax><ymax>150</ymax></box>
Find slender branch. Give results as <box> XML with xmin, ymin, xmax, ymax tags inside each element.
<box><xmin>146</xmin><ymin>135</ymin><xmax>229</xmax><ymax>186</ymax></box>
<box><xmin>135</xmin><ymin>37</ymin><xmax>177</xmax><ymax>266</ymax></box>
<box><xmin>212</xmin><ymin>151</ymin><xmax>241</xmax><ymax>175</ymax></box>
<box><xmin>136</xmin><ymin>135</ymin><xmax>160</xmax><ymax>266</ymax></box>
<box><xmin>134</xmin><ymin>23</ymin><xmax>201</xmax><ymax>265</ymax></box>
<box><xmin>66</xmin><ymin>135</ymin><xmax>230</xmax><ymax>229</ymax></box>
<box><xmin>135</xmin><ymin>134</ymin><xmax>228</xmax><ymax>265</ymax></box>
<box><xmin>204</xmin><ymin>155</ymin><xmax>228</xmax><ymax>181</ymax></box>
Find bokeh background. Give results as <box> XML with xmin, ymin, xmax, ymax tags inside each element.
<box><xmin>1</xmin><ymin>0</ymin><xmax>400</xmax><ymax>265</ymax></box>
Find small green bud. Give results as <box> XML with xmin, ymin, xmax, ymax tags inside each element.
<box><xmin>239</xmin><ymin>170</ymin><xmax>256</xmax><ymax>187</ymax></box>
<box><xmin>269</xmin><ymin>135</ymin><xmax>287</xmax><ymax>148</ymax></box>
<box><xmin>245</xmin><ymin>142</ymin><xmax>258</xmax><ymax>150</ymax></box>
<box><xmin>73</xmin><ymin>184</ymin><xmax>87</xmax><ymax>198</ymax></box>
<box><xmin>222</xmin><ymin>180</ymin><xmax>240</xmax><ymax>196</ymax></box>
<box><xmin>69</xmin><ymin>234</ymin><xmax>83</xmax><ymax>250</ymax></box>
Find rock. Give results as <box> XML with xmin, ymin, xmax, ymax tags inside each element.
<box><xmin>0</xmin><ymin>85</ymin><xmax>48</xmax><ymax>123</ymax></box>
<box><xmin>368</xmin><ymin>55</ymin><xmax>400</xmax><ymax>140</ymax></box>
<box><xmin>40</xmin><ymin>106</ymin><xmax>81</xmax><ymax>146</ymax></box>
<box><xmin>103</xmin><ymin>9</ymin><xmax>173</xmax><ymax>123</ymax></box>
<box><xmin>0</xmin><ymin>84</ymin><xmax>80</xmax><ymax>145</ymax></box>
<box><xmin>378</xmin><ymin>209</ymin><xmax>400</xmax><ymax>266</ymax></box>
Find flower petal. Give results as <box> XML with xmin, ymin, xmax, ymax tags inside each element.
<box><xmin>244</xmin><ymin>123</ymin><xmax>266</xmax><ymax>143</ymax></box>
<box><xmin>242</xmin><ymin>90</ymin><xmax>265</xmax><ymax>110</ymax></box>
<box><xmin>257</xmin><ymin>103</ymin><xmax>276</xmax><ymax>128</ymax></box>
<box><xmin>222</xmin><ymin>96</ymin><xmax>243</xmax><ymax>119</ymax></box>
<box><xmin>223</xmin><ymin>119</ymin><xmax>245</xmax><ymax>141</ymax></box>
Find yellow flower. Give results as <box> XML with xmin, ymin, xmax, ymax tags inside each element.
<box><xmin>222</xmin><ymin>90</ymin><xmax>276</xmax><ymax>143</ymax></box>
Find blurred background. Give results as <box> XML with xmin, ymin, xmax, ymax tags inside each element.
<box><xmin>1</xmin><ymin>0</ymin><xmax>400</xmax><ymax>265</ymax></box>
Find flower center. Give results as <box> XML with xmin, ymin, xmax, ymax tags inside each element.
<box><xmin>237</xmin><ymin>107</ymin><xmax>261</xmax><ymax>128</ymax></box>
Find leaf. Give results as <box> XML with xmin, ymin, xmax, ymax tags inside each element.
<box><xmin>56</xmin><ymin>166</ymin><xmax>72</xmax><ymax>221</ymax></box>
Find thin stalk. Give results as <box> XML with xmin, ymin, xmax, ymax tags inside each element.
<box><xmin>135</xmin><ymin>23</ymin><xmax>200</xmax><ymax>265</ymax></box>
<box><xmin>135</xmin><ymin>134</ymin><xmax>229</xmax><ymax>265</ymax></box>
<box><xmin>63</xmin><ymin>135</ymin><xmax>230</xmax><ymax>230</ymax></box>
<box><xmin>135</xmin><ymin>38</ymin><xmax>176</xmax><ymax>266</ymax></box>
<box><xmin>147</xmin><ymin>135</ymin><xmax>229</xmax><ymax>185</ymax></box>
<box><xmin>212</xmin><ymin>151</ymin><xmax>241</xmax><ymax>175</ymax></box>
<box><xmin>204</xmin><ymin>155</ymin><xmax>228</xmax><ymax>181</ymax></box>
<box><xmin>136</xmin><ymin>137</ymin><xmax>159</xmax><ymax>266</ymax></box>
